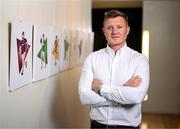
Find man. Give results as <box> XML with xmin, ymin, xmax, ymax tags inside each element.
<box><xmin>78</xmin><ymin>10</ymin><xmax>150</xmax><ymax>129</ymax></box>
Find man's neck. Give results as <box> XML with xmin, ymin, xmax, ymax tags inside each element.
<box><xmin>109</xmin><ymin>42</ymin><xmax>125</xmax><ymax>53</ymax></box>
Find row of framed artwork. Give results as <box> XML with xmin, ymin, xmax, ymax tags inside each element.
<box><xmin>9</xmin><ymin>21</ymin><xmax>94</xmax><ymax>91</ymax></box>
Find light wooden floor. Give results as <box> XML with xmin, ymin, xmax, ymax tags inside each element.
<box><xmin>140</xmin><ymin>113</ymin><xmax>180</xmax><ymax>129</ymax></box>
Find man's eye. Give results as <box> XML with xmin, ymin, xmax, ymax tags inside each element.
<box><xmin>117</xmin><ymin>26</ymin><xmax>122</xmax><ymax>29</ymax></box>
<box><xmin>106</xmin><ymin>26</ymin><xmax>113</xmax><ymax>30</ymax></box>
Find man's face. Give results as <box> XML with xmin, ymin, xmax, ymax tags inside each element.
<box><xmin>103</xmin><ymin>16</ymin><xmax>130</xmax><ymax>48</ymax></box>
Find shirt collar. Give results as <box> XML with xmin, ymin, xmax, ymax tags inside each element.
<box><xmin>106</xmin><ymin>42</ymin><xmax>128</xmax><ymax>56</ymax></box>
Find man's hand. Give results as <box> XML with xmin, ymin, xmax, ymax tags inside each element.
<box><xmin>92</xmin><ymin>79</ymin><xmax>103</xmax><ymax>91</ymax></box>
<box><xmin>123</xmin><ymin>75</ymin><xmax>142</xmax><ymax>87</ymax></box>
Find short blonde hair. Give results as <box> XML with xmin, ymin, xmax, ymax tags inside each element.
<box><xmin>103</xmin><ymin>9</ymin><xmax>129</xmax><ymax>26</ymax></box>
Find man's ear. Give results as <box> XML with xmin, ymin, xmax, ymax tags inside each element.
<box><xmin>127</xmin><ymin>26</ymin><xmax>130</xmax><ymax>35</ymax></box>
<box><xmin>102</xmin><ymin>27</ymin><xmax>105</xmax><ymax>34</ymax></box>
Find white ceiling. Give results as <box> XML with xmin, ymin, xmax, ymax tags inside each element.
<box><xmin>92</xmin><ymin>0</ymin><xmax>143</xmax><ymax>8</ymax></box>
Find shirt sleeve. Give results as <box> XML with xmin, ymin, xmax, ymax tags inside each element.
<box><xmin>100</xmin><ymin>55</ymin><xmax>150</xmax><ymax>105</ymax></box>
<box><xmin>78</xmin><ymin>54</ymin><xmax>118</xmax><ymax>107</ymax></box>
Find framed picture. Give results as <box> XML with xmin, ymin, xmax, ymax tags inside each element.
<box><xmin>33</xmin><ymin>25</ymin><xmax>51</xmax><ymax>82</ymax></box>
<box><xmin>49</xmin><ymin>27</ymin><xmax>62</xmax><ymax>76</ymax></box>
<box><xmin>69</xmin><ymin>29</ymin><xmax>80</xmax><ymax>68</ymax></box>
<box><xmin>81</xmin><ymin>31</ymin><xmax>94</xmax><ymax>63</ymax></box>
<box><xmin>9</xmin><ymin>21</ymin><xmax>32</xmax><ymax>91</ymax></box>
<box><xmin>87</xmin><ymin>31</ymin><xmax>94</xmax><ymax>56</ymax></box>
<box><xmin>61</xmin><ymin>28</ymin><xmax>71</xmax><ymax>71</ymax></box>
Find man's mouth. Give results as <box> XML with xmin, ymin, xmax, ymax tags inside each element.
<box><xmin>111</xmin><ymin>36</ymin><xmax>120</xmax><ymax>38</ymax></box>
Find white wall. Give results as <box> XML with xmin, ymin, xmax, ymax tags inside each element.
<box><xmin>143</xmin><ymin>0</ymin><xmax>180</xmax><ymax>114</ymax></box>
<box><xmin>0</xmin><ymin>0</ymin><xmax>91</xmax><ymax>128</ymax></box>
<box><xmin>0</xmin><ymin>2</ymin><xmax>3</xmax><ymax>126</ymax></box>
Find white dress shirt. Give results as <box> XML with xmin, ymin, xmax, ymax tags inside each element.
<box><xmin>78</xmin><ymin>43</ymin><xmax>150</xmax><ymax>127</ymax></box>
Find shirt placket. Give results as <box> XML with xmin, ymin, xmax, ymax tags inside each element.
<box><xmin>108</xmin><ymin>52</ymin><xmax>118</xmax><ymax>125</ymax></box>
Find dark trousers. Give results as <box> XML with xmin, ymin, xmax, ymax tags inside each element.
<box><xmin>91</xmin><ymin>120</ymin><xmax>140</xmax><ymax>129</ymax></box>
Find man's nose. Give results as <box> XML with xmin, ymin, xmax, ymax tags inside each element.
<box><xmin>112</xmin><ymin>27</ymin><xmax>118</xmax><ymax>34</ymax></box>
